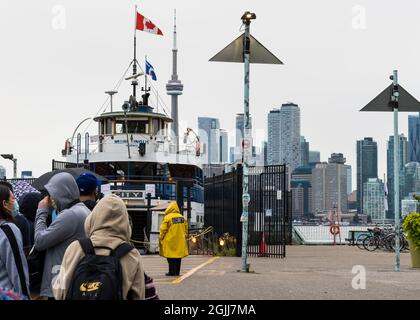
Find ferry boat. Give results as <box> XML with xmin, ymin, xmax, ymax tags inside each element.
<box><xmin>54</xmin><ymin>11</ymin><xmax>204</xmax><ymax>253</ymax></box>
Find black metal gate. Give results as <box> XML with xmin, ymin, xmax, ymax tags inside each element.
<box><xmin>204</xmin><ymin>164</ymin><xmax>291</xmax><ymax>258</ymax></box>
<box><xmin>204</xmin><ymin>166</ymin><xmax>243</xmax><ymax>256</ymax></box>
<box><xmin>247</xmin><ymin>165</ymin><xmax>291</xmax><ymax>258</ymax></box>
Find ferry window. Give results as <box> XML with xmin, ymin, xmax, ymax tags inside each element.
<box><xmin>115</xmin><ymin>121</ymin><xmax>124</xmax><ymax>133</ymax></box>
<box><xmin>127</xmin><ymin>120</ymin><xmax>148</xmax><ymax>134</ymax></box>
<box><xmin>106</xmin><ymin>118</ymin><xmax>113</xmax><ymax>134</ymax></box>
<box><xmin>152</xmin><ymin>119</ymin><xmax>159</xmax><ymax>135</ymax></box>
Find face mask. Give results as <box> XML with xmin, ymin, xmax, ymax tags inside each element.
<box><xmin>12</xmin><ymin>201</ymin><xmax>20</xmax><ymax>217</ymax></box>
<box><xmin>51</xmin><ymin>209</ymin><xmax>57</xmax><ymax>222</ymax></box>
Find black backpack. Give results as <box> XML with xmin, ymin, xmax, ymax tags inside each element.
<box><xmin>66</xmin><ymin>238</ymin><xmax>134</xmax><ymax>300</ymax></box>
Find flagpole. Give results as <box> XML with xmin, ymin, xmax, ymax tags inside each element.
<box><xmin>145</xmin><ymin>55</ymin><xmax>148</xmax><ymax>103</ymax></box>
<box><xmin>133</xmin><ymin>5</ymin><xmax>138</xmax><ymax>100</ymax></box>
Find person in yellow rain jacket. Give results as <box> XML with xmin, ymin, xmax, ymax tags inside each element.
<box><xmin>159</xmin><ymin>202</ymin><xmax>188</xmax><ymax>276</ymax></box>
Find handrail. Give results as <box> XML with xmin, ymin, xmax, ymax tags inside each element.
<box><xmin>108</xmin><ymin>179</ymin><xmax>176</xmax><ymax>184</ymax></box>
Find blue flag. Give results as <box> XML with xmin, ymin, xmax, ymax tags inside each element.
<box><xmin>146</xmin><ymin>60</ymin><xmax>157</xmax><ymax>81</ymax></box>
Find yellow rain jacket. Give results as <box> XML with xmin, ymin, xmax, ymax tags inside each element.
<box><xmin>159</xmin><ymin>202</ymin><xmax>188</xmax><ymax>258</ymax></box>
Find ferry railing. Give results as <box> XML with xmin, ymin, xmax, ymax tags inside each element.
<box><xmin>65</xmin><ymin>134</ymin><xmax>201</xmax><ymax>158</ymax></box>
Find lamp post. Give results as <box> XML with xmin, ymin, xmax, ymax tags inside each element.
<box><xmin>239</xmin><ymin>11</ymin><xmax>256</xmax><ymax>273</ymax></box>
<box><xmin>210</xmin><ymin>11</ymin><xmax>282</xmax><ymax>273</ymax></box>
<box><xmin>70</xmin><ymin>117</ymin><xmax>91</xmax><ymax>149</ymax></box>
<box><xmin>360</xmin><ymin>70</ymin><xmax>420</xmax><ymax>272</ymax></box>
<box><xmin>122</xmin><ymin>101</ymin><xmax>132</xmax><ymax>159</ymax></box>
<box><xmin>1</xmin><ymin>154</ymin><xmax>17</xmax><ymax>178</ymax></box>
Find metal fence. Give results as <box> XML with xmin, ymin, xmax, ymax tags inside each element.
<box><xmin>52</xmin><ymin>160</ymin><xmax>87</xmax><ymax>171</ymax></box>
<box><xmin>204</xmin><ymin>164</ymin><xmax>291</xmax><ymax>258</ymax></box>
<box><xmin>247</xmin><ymin>165</ymin><xmax>292</xmax><ymax>258</ymax></box>
<box><xmin>204</xmin><ymin>166</ymin><xmax>243</xmax><ymax>256</ymax></box>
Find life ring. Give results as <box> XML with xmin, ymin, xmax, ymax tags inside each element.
<box><xmin>329</xmin><ymin>225</ymin><xmax>340</xmax><ymax>235</ymax></box>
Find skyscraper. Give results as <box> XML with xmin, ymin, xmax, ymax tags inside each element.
<box><xmin>408</xmin><ymin>113</ymin><xmax>420</xmax><ymax>162</ymax></box>
<box><xmin>229</xmin><ymin>147</ymin><xmax>234</xmax><ymax>164</ymax></box>
<box><xmin>403</xmin><ymin>162</ymin><xmax>420</xmax><ymax>199</ymax></box>
<box><xmin>262</xmin><ymin>141</ymin><xmax>268</xmax><ymax>166</ymax></box>
<box><xmin>401</xmin><ymin>199</ymin><xmax>418</xmax><ymax>219</ymax></box>
<box><xmin>235</xmin><ymin>113</ymin><xmax>252</xmax><ymax>149</ymax></box>
<box><xmin>309</xmin><ymin>151</ymin><xmax>320</xmax><ymax>164</ymax></box>
<box><xmin>363</xmin><ymin>178</ymin><xmax>385</xmax><ymax>223</ymax></box>
<box><xmin>291</xmin><ymin>165</ymin><xmax>313</xmax><ymax>220</ymax></box>
<box><xmin>312</xmin><ymin>153</ymin><xmax>349</xmax><ymax>215</ymax></box>
<box><xmin>267</xmin><ymin>108</ymin><xmax>281</xmax><ymax>165</ymax></box>
<box><xmin>198</xmin><ymin>117</ymin><xmax>220</xmax><ymax>164</ymax></box>
<box><xmin>219</xmin><ymin>129</ymin><xmax>228</xmax><ymax>163</ymax></box>
<box><xmin>267</xmin><ymin>103</ymin><xmax>301</xmax><ymax>171</ymax></box>
<box><xmin>387</xmin><ymin>134</ymin><xmax>408</xmax><ymax>218</ymax></box>
<box><xmin>300</xmin><ymin>136</ymin><xmax>309</xmax><ymax>167</ymax></box>
<box><xmin>166</xmin><ymin>12</ymin><xmax>183</xmax><ymax>151</ymax></box>
<box><xmin>356</xmin><ymin>137</ymin><xmax>378</xmax><ymax>214</ymax></box>
<box><xmin>346</xmin><ymin>166</ymin><xmax>352</xmax><ymax>195</ymax></box>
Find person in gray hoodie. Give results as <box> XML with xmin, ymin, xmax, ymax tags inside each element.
<box><xmin>34</xmin><ymin>172</ymin><xmax>90</xmax><ymax>299</ymax></box>
<box><xmin>0</xmin><ymin>185</ymin><xmax>30</xmax><ymax>298</ymax></box>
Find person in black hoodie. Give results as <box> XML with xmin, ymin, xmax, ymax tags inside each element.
<box><xmin>75</xmin><ymin>173</ymin><xmax>98</xmax><ymax>211</ymax></box>
<box><xmin>18</xmin><ymin>192</ymin><xmax>43</xmax><ymax>248</ymax></box>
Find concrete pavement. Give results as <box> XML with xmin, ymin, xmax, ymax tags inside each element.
<box><xmin>141</xmin><ymin>246</ymin><xmax>420</xmax><ymax>300</ymax></box>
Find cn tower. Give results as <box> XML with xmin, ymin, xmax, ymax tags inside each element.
<box><xmin>166</xmin><ymin>10</ymin><xmax>183</xmax><ymax>152</ymax></box>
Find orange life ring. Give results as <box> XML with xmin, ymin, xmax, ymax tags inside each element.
<box><xmin>329</xmin><ymin>225</ymin><xmax>340</xmax><ymax>235</ymax></box>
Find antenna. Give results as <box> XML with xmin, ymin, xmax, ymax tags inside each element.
<box><xmin>105</xmin><ymin>91</ymin><xmax>118</xmax><ymax>112</ymax></box>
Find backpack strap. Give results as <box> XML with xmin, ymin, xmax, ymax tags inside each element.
<box><xmin>113</xmin><ymin>242</ymin><xmax>134</xmax><ymax>259</ymax></box>
<box><xmin>78</xmin><ymin>238</ymin><xmax>95</xmax><ymax>255</ymax></box>
<box><xmin>0</xmin><ymin>225</ymin><xmax>30</xmax><ymax>299</ymax></box>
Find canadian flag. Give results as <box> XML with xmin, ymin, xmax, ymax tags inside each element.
<box><xmin>136</xmin><ymin>12</ymin><xmax>163</xmax><ymax>36</ymax></box>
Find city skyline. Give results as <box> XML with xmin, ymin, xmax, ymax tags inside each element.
<box><xmin>2</xmin><ymin>1</ymin><xmax>420</xmax><ymax>183</ymax></box>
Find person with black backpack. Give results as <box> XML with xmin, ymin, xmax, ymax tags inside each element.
<box><xmin>52</xmin><ymin>194</ymin><xmax>146</xmax><ymax>300</ymax></box>
<box><xmin>0</xmin><ymin>185</ymin><xmax>30</xmax><ymax>299</ymax></box>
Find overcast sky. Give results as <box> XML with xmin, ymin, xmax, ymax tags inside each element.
<box><xmin>1</xmin><ymin>0</ymin><xmax>420</xmax><ymax>190</ymax></box>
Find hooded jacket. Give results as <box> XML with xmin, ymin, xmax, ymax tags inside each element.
<box><xmin>159</xmin><ymin>202</ymin><xmax>189</xmax><ymax>258</ymax></box>
<box><xmin>34</xmin><ymin>172</ymin><xmax>90</xmax><ymax>297</ymax></box>
<box><xmin>52</xmin><ymin>194</ymin><xmax>145</xmax><ymax>300</ymax></box>
<box><xmin>0</xmin><ymin>220</ymin><xmax>30</xmax><ymax>297</ymax></box>
<box><xmin>18</xmin><ymin>192</ymin><xmax>43</xmax><ymax>247</ymax></box>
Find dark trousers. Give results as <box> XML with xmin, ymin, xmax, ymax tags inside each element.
<box><xmin>167</xmin><ymin>258</ymin><xmax>182</xmax><ymax>275</ymax></box>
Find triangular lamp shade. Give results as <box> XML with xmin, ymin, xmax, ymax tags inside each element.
<box><xmin>360</xmin><ymin>84</ymin><xmax>420</xmax><ymax>112</ymax></box>
<box><xmin>209</xmin><ymin>33</ymin><xmax>283</xmax><ymax>65</ymax></box>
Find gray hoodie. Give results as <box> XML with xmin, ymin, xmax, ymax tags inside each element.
<box><xmin>34</xmin><ymin>172</ymin><xmax>90</xmax><ymax>297</ymax></box>
<box><xmin>0</xmin><ymin>220</ymin><xmax>30</xmax><ymax>296</ymax></box>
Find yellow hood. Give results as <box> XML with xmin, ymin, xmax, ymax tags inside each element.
<box><xmin>84</xmin><ymin>194</ymin><xmax>132</xmax><ymax>249</ymax></box>
<box><xmin>164</xmin><ymin>201</ymin><xmax>180</xmax><ymax>215</ymax></box>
